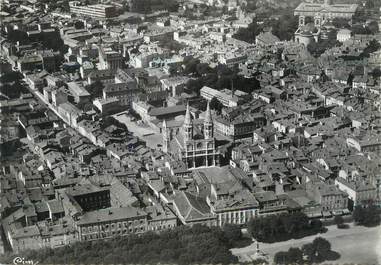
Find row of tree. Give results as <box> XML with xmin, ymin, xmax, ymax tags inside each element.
<box><xmin>248</xmin><ymin>212</ymin><xmax>326</xmax><ymax>243</ymax></box>
<box><xmin>4</xmin><ymin>225</ymin><xmax>238</xmax><ymax>264</ymax></box>
<box><xmin>353</xmin><ymin>204</ymin><xmax>381</xmax><ymax>227</ymax></box>
<box><xmin>274</xmin><ymin>237</ymin><xmax>339</xmax><ymax>264</ymax></box>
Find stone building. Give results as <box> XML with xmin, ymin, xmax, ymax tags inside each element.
<box><xmin>162</xmin><ymin>103</ymin><xmax>220</xmax><ymax>169</ymax></box>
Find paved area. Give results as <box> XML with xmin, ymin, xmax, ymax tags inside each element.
<box><xmin>231</xmin><ymin>224</ymin><xmax>381</xmax><ymax>265</ymax></box>
<box><xmin>113</xmin><ymin>113</ymin><xmax>163</xmax><ymax>149</ymax></box>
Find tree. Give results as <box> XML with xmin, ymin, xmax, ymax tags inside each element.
<box><xmin>85</xmin><ymin>80</ymin><xmax>104</xmax><ymax>99</ymax></box>
<box><xmin>183</xmin><ymin>57</ymin><xmax>201</xmax><ymax>75</ymax></box>
<box><xmin>310</xmin><ymin>219</ymin><xmax>323</xmax><ymax>232</ymax></box>
<box><xmin>313</xmin><ymin>237</ymin><xmax>331</xmax><ymax>262</ymax></box>
<box><xmin>21</xmin><ymin>225</ymin><xmax>240</xmax><ymax>264</ymax></box>
<box><xmin>371</xmin><ymin>68</ymin><xmax>381</xmax><ymax>79</ymax></box>
<box><xmin>367</xmin><ymin>21</ymin><xmax>379</xmax><ymax>35</ymax></box>
<box><xmin>360</xmin><ymin>39</ymin><xmax>381</xmax><ymax>58</ymax></box>
<box><xmin>222</xmin><ymin>224</ymin><xmax>242</xmax><ymax>243</ymax></box>
<box><xmin>274</xmin><ymin>247</ymin><xmax>303</xmax><ymax>264</ymax></box>
<box><xmin>307</xmin><ymin>32</ymin><xmax>342</xmax><ymax>57</ymax></box>
<box><xmin>288</xmin><ymin>247</ymin><xmax>303</xmax><ymax>263</ymax></box>
<box><xmin>233</xmin><ymin>19</ymin><xmax>263</xmax><ymax>43</ymax></box>
<box><xmin>302</xmin><ymin>242</ymin><xmax>316</xmax><ymax>263</ymax></box>
<box><xmin>209</xmin><ymin>97</ymin><xmax>223</xmax><ymax>114</ymax></box>
<box><xmin>302</xmin><ymin>237</ymin><xmax>332</xmax><ymax>263</ymax></box>
<box><xmin>334</xmin><ymin>215</ymin><xmax>344</xmax><ymax>228</ymax></box>
<box><xmin>270</xmin><ymin>14</ymin><xmax>299</xmax><ymax>41</ymax></box>
<box><xmin>248</xmin><ymin>212</ymin><xmax>325</xmax><ymax>243</ymax></box>
<box><xmin>185</xmin><ymin>78</ymin><xmax>203</xmax><ymax>94</ymax></box>
<box><xmin>354</xmin><ymin>205</ymin><xmax>381</xmax><ymax>227</ymax></box>
<box><xmin>332</xmin><ymin>17</ymin><xmax>350</xmax><ymax>29</ymax></box>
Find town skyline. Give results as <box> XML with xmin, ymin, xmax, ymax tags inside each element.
<box><xmin>0</xmin><ymin>0</ymin><xmax>380</xmax><ymax>264</ymax></box>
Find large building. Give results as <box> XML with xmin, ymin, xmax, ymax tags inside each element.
<box><xmin>75</xmin><ymin>207</ymin><xmax>148</xmax><ymax>241</ymax></box>
<box><xmin>69</xmin><ymin>1</ymin><xmax>117</xmax><ymax>19</ymax></box>
<box><xmin>200</xmin><ymin>86</ymin><xmax>244</xmax><ymax>108</ymax></box>
<box><xmin>162</xmin><ymin>103</ymin><xmax>220</xmax><ymax>169</ymax></box>
<box><xmin>214</xmin><ymin>113</ymin><xmax>266</xmax><ymax>140</ymax></box>
<box><xmin>294</xmin><ymin>0</ymin><xmax>358</xmax><ymax>28</ymax></box>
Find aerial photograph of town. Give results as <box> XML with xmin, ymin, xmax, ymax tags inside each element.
<box><xmin>0</xmin><ymin>0</ymin><xmax>380</xmax><ymax>264</ymax></box>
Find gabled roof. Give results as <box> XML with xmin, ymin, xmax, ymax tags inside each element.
<box><xmin>172</xmin><ymin>191</ymin><xmax>214</xmax><ymax>223</ymax></box>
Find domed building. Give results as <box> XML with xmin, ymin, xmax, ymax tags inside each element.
<box><xmin>295</xmin><ymin>22</ymin><xmax>320</xmax><ymax>46</ymax></box>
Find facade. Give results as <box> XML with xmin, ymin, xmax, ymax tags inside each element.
<box><xmin>200</xmin><ymin>86</ymin><xmax>241</xmax><ymax>107</ymax></box>
<box><xmin>75</xmin><ymin>207</ymin><xmax>148</xmax><ymax>241</ymax></box>
<box><xmin>103</xmin><ymin>83</ymin><xmax>140</xmax><ymax>107</ymax></box>
<box><xmin>68</xmin><ymin>1</ymin><xmax>117</xmax><ymax>19</ymax></box>
<box><xmin>146</xmin><ymin>205</ymin><xmax>177</xmax><ymax>232</ymax></box>
<box><xmin>214</xmin><ymin>113</ymin><xmax>266</xmax><ymax>140</ymax></box>
<box><xmin>163</xmin><ymin>103</ymin><xmax>220</xmax><ymax>169</ymax></box>
<box><xmin>337</xmin><ymin>29</ymin><xmax>352</xmax><ymax>42</ymax></box>
<box><xmin>208</xmin><ymin>183</ymin><xmax>259</xmax><ymax>226</ymax></box>
<box><xmin>295</xmin><ymin>0</ymin><xmax>358</xmax><ymax>28</ymax></box>
<box><xmin>307</xmin><ymin>182</ymin><xmax>348</xmax><ymax>212</ymax></box>
<box><xmin>93</xmin><ymin>97</ymin><xmax>121</xmax><ymax>115</ymax></box>
<box><xmin>335</xmin><ymin>177</ymin><xmax>377</xmax><ymax>207</ymax></box>
<box><xmin>346</xmin><ymin>136</ymin><xmax>381</xmax><ymax>155</ymax></box>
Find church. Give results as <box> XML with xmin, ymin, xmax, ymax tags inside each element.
<box><xmin>162</xmin><ymin>103</ymin><xmax>220</xmax><ymax>169</ymax></box>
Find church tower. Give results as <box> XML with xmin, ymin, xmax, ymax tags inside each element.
<box><xmin>183</xmin><ymin>103</ymin><xmax>193</xmax><ymax>142</ymax></box>
<box><xmin>204</xmin><ymin>101</ymin><xmax>213</xmax><ymax>139</ymax></box>
<box><xmin>163</xmin><ymin>119</ymin><xmax>169</xmax><ymax>153</ymax></box>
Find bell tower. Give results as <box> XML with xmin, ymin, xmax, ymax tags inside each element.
<box><xmin>183</xmin><ymin>103</ymin><xmax>193</xmax><ymax>142</ymax></box>
<box><xmin>204</xmin><ymin>101</ymin><xmax>213</xmax><ymax>139</ymax></box>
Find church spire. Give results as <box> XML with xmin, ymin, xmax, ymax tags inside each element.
<box><xmin>204</xmin><ymin>101</ymin><xmax>213</xmax><ymax>139</ymax></box>
<box><xmin>184</xmin><ymin>103</ymin><xmax>192</xmax><ymax>125</ymax></box>
<box><xmin>183</xmin><ymin>103</ymin><xmax>193</xmax><ymax>142</ymax></box>
<box><xmin>204</xmin><ymin>101</ymin><xmax>212</xmax><ymax>123</ymax></box>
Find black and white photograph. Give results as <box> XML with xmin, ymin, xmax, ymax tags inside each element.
<box><xmin>0</xmin><ymin>0</ymin><xmax>380</xmax><ymax>264</ymax></box>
